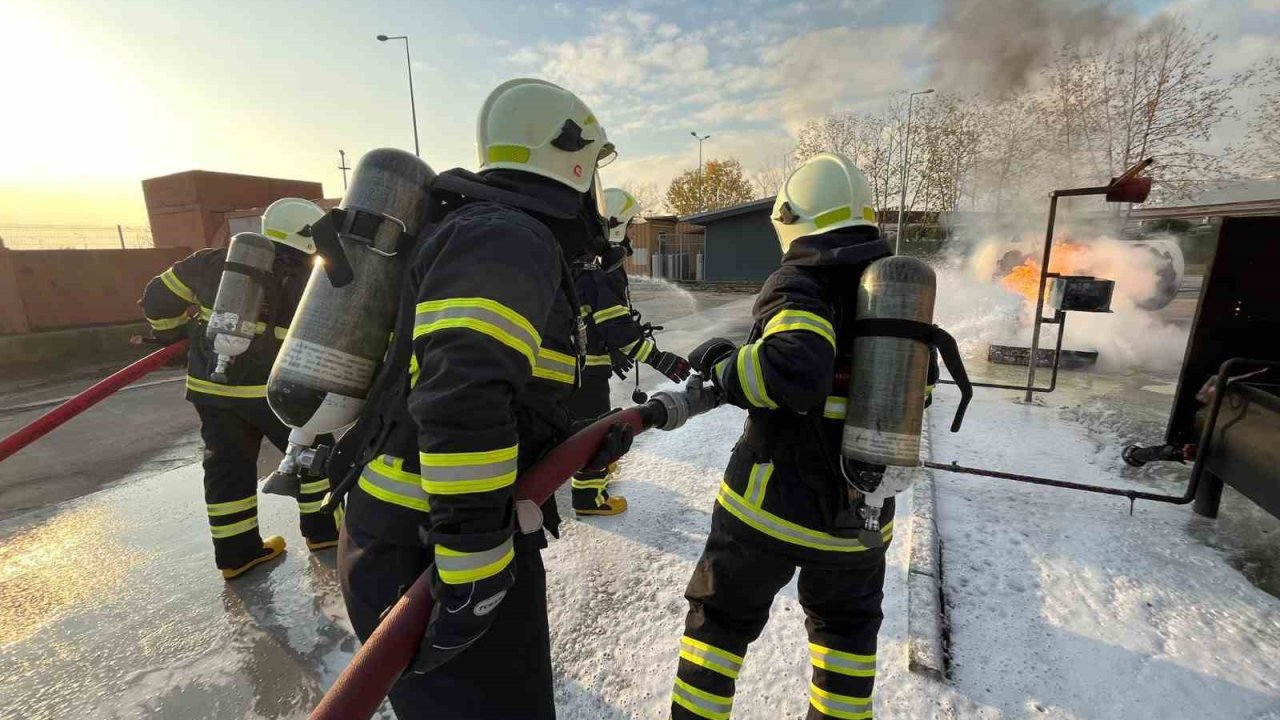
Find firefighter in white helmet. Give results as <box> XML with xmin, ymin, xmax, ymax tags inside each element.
<box><xmin>566</xmin><ymin>187</ymin><xmax>690</xmax><ymax>517</ymax></box>
<box><xmin>139</xmin><ymin>198</ymin><xmax>343</xmax><ymax>580</ymax></box>
<box><xmin>669</xmin><ymin>152</ymin><xmax>937</xmax><ymax>720</ymax></box>
<box><xmin>336</xmin><ymin>79</ymin><xmax>631</xmax><ymax>719</ymax></box>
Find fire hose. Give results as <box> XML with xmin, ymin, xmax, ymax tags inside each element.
<box><xmin>309</xmin><ymin>379</ymin><xmax>722</xmax><ymax>720</ymax></box>
<box><xmin>0</xmin><ymin>340</ymin><xmax>190</xmax><ymax>464</ymax></box>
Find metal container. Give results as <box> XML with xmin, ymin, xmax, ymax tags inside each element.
<box><xmin>1048</xmin><ymin>275</ymin><xmax>1114</xmax><ymax>313</ymax></box>
<box><xmin>207</xmin><ymin>232</ymin><xmax>275</xmax><ymax>382</ymax></box>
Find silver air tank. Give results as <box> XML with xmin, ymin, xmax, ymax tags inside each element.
<box><xmin>841</xmin><ymin>256</ymin><xmax>936</xmax><ymax>546</ymax></box>
<box><xmin>207</xmin><ymin>232</ymin><xmax>275</xmax><ymax>383</ymax></box>
<box><xmin>264</xmin><ymin>148</ymin><xmax>436</xmax><ymax>495</ymax></box>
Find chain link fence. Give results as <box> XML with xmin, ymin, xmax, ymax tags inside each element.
<box><xmin>0</xmin><ymin>225</ymin><xmax>154</xmax><ymax>250</ymax></box>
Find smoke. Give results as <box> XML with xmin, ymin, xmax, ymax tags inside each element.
<box><xmin>928</xmin><ymin>0</ymin><xmax>1125</xmax><ymax>96</ymax></box>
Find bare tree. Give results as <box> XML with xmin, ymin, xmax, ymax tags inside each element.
<box><xmin>750</xmin><ymin>153</ymin><xmax>796</xmax><ymax>198</ymax></box>
<box><xmin>1241</xmin><ymin>58</ymin><xmax>1280</xmax><ymax>178</ymax></box>
<box><xmin>619</xmin><ymin>180</ymin><xmax>667</xmax><ymax>216</ymax></box>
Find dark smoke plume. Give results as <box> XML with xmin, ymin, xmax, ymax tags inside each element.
<box><xmin>929</xmin><ymin>0</ymin><xmax>1128</xmax><ymax>96</ymax></box>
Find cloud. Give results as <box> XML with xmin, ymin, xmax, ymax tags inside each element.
<box><xmin>602</xmin><ymin>128</ymin><xmax>795</xmax><ymax>194</ymax></box>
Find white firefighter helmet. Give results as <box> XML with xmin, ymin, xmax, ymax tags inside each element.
<box><xmin>477</xmin><ymin>78</ymin><xmax>616</xmax><ymax>195</ymax></box>
<box><xmin>261</xmin><ymin>198</ymin><xmax>324</xmax><ymax>254</ymax></box>
<box><xmin>603</xmin><ymin>187</ymin><xmax>647</xmax><ymax>243</ymax></box>
<box><xmin>771</xmin><ymin>152</ymin><xmax>877</xmax><ymax>253</ymax></box>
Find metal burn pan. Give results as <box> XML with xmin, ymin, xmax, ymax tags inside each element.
<box><xmin>1049</xmin><ymin>275</ymin><xmax>1114</xmax><ymax>313</ymax></box>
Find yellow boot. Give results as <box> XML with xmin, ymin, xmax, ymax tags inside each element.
<box><xmin>575</xmin><ymin>495</ymin><xmax>629</xmax><ymax>517</ymax></box>
<box><xmin>221</xmin><ymin>536</ymin><xmax>287</xmax><ymax>580</ymax></box>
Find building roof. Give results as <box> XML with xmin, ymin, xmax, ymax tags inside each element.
<box><xmin>679</xmin><ymin>197</ymin><xmax>775</xmax><ymax>224</ymax></box>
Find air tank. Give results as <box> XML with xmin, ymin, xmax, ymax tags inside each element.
<box><xmin>207</xmin><ymin>232</ymin><xmax>275</xmax><ymax>383</ymax></box>
<box><xmin>264</xmin><ymin>148</ymin><xmax>436</xmax><ymax>495</ymax></box>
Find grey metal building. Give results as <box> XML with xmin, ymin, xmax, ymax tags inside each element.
<box><xmin>681</xmin><ymin>198</ymin><xmax>779</xmax><ymax>283</ymax></box>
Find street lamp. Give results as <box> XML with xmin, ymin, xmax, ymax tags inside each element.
<box><xmin>895</xmin><ymin>88</ymin><xmax>934</xmax><ymax>254</ymax></box>
<box><xmin>691</xmin><ymin>131</ymin><xmax>711</xmax><ymax>212</ymax></box>
<box><xmin>377</xmin><ymin>34</ymin><xmax>420</xmax><ymax>157</ymax></box>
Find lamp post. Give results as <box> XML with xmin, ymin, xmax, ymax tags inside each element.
<box><xmin>691</xmin><ymin>131</ymin><xmax>711</xmax><ymax>212</ymax></box>
<box><xmin>376</xmin><ymin>34</ymin><xmax>420</xmax><ymax>157</ymax></box>
<box><xmin>338</xmin><ymin>149</ymin><xmax>351</xmax><ymax>191</ymax></box>
<box><xmin>895</xmin><ymin>88</ymin><xmax>933</xmax><ymax>254</ymax></box>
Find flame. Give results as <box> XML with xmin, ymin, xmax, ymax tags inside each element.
<box><xmin>1000</xmin><ymin>240</ymin><xmax>1095</xmax><ymax>303</ymax></box>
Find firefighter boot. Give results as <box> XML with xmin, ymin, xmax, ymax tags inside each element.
<box><xmin>221</xmin><ymin>536</ymin><xmax>287</xmax><ymax>580</ymax></box>
<box><xmin>576</xmin><ymin>494</ymin><xmax>629</xmax><ymax>517</ymax></box>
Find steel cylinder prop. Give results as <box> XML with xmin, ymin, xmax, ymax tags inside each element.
<box><xmin>207</xmin><ymin>232</ymin><xmax>276</xmax><ymax>383</ymax></box>
<box><xmin>264</xmin><ymin>149</ymin><xmax>437</xmax><ymax>495</ymax></box>
<box><xmin>841</xmin><ymin>255</ymin><xmax>937</xmax><ymax>545</ymax></box>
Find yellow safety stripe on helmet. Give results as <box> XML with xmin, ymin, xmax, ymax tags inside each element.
<box><xmin>763</xmin><ymin>309</ymin><xmax>836</xmax><ymax>349</ymax></box>
<box><xmin>622</xmin><ymin>195</ymin><xmax>634</xmax><ymax>213</ymax></box>
<box><xmin>207</xmin><ymin>495</ymin><xmax>257</xmax><ymax>517</ymax></box>
<box><xmin>679</xmin><ymin>636</ymin><xmax>744</xmax><ymax>680</ymax></box>
<box><xmin>814</xmin><ymin>206</ymin><xmax>853</xmax><ymax>229</ymax></box>
<box><xmin>297</xmin><ymin>499</ymin><xmax>325</xmax><ymax>514</ymax></box>
<box><xmin>209</xmin><ymin>516</ymin><xmax>259</xmax><ymax>539</ymax></box>
<box><xmin>810</xmin><ymin>643</ymin><xmax>876</xmax><ymax>677</ymax></box>
<box><xmin>186</xmin><ymin>375</ymin><xmax>268</xmax><ymax>399</ymax></box>
<box><xmin>585</xmin><ymin>354</ymin><xmax>612</xmax><ymax>367</ymax></box>
<box><xmin>823</xmin><ymin>396</ymin><xmax>848</xmax><ymax>420</ymax></box>
<box><xmin>534</xmin><ymin>346</ymin><xmax>577</xmax><ymax>384</ymax></box>
<box><xmin>717</xmin><ymin>482</ymin><xmax>892</xmax><ymax>552</ymax></box>
<box><xmin>359</xmin><ymin>456</ymin><xmax>430</xmax><ymax>512</ymax></box>
<box><xmin>147</xmin><ymin>313</ymin><xmax>190</xmax><ymax>331</ymax></box>
<box><xmin>160</xmin><ymin>268</ymin><xmax>197</xmax><ymax>304</ymax></box>
<box><xmin>743</xmin><ymin>462</ymin><xmax>774</xmax><ymax>507</ymax></box>
<box><xmin>808</xmin><ymin>682</ymin><xmax>872</xmax><ymax>720</ymax></box>
<box><xmin>264</xmin><ymin>227</ymin><xmax>289</xmax><ymax>240</ymax></box>
<box><xmin>734</xmin><ymin>343</ymin><xmax>777</xmax><ymax>410</ymax></box>
<box><xmin>299</xmin><ymin>478</ymin><xmax>331</xmax><ymax>495</ymax></box>
<box><xmin>419</xmin><ymin>445</ymin><xmax>518</xmax><ymax>496</ymax></box>
<box><xmin>435</xmin><ymin>537</ymin><xmax>514</xmax><ymax>585</ymax></box>
<box><xmin>583</xmin><ymin>114</ymin><xmax>598</xmax><ymax>126</ymax></box>
<box><xmin>592</xmin><ymin>305</ymin><xmax>631</xmax><ymax>323</ymax></box>
<box><xmin>487</xmin><ymin>145</ymin><xmax>532</xmax><ymax>164</ymax></box>
<box><xmin>862</xmin><ymin>206</ymin><xmax>877</xmax><ymax>222</ymax></box>
<box><xmin>414</xmin><ymin>298</ymin><xmax>541</xmax><ymax>370</ymax></box>
<box><xmin>671</xmin><ymin>678</ymin><xmax>733</xmax><ymax>720</ymax></box>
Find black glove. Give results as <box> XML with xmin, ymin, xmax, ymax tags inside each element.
<box><xmin>688</xmin><ymin>337</ymin><xmax>737</xmax><ymax>377</ymax></box>
<box><xmin>610</xmin><ymin>349</ymin><xmax>634</xmax><ymax>379</ymax></box>
<box><xmin>647</xmin><ymin>350</ymin><xmax>691</xmax><ymax>383</ymax></box>
<box><xmin>583</xmin><ymin>422</ymin><xmax>634</xmax><ymax>472</ymax></box>
<box><xmin>410</xmin><ymin>558</ymin><xmax>517</xmax><ymax>675</ymax></box>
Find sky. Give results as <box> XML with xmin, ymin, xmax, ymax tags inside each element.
<box><xmin>0</xmin><ymin>0</ymin><xmax>1276</xmax><ymax>226</ymax></box>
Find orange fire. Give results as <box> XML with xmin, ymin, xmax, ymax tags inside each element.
<box><xmin>1000</xmin><ymin>241</ymin><xmax>1095</xmax><ymax>303</ymax></box>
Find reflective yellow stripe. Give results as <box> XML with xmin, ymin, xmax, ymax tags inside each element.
<box><xmin>409</xmin><ymin>353</ymin><xmax>421</xmax><ymax>386</ymax></box>
<box><xmin>160</xmin><ymin>268</ymin><xmax>197</xmax><ymax>303</ymax></box>
<box><xmin>207</xmin><ymin>495</ymin><xmax>257</xmax><ymax>517</ymax></box>
<box><xmin>147</xmin><ymin>313</ymin><xmax>189</xmax><ymax>331</ymax></box>
<box><xmin>717</xmin><ymin>482</ymin><xmax>891</xmax><ymax>552</ymax></box>
<box><xmin>274</xmin><ymin>326</ymin><xmax>288</xmax><ymax>340</ymax></box>
<box><xmin>862</xmin><ymin>206</ymin><xmax>876</xmax><ymax>222</ymax></box>
<box><xmin>419</xmin><ymin>445</ymin><xmax>518</xmax><ymax>495</ymax></box>
<box><xmin>359</xmin><ymin>455</ymin><xmax>430</xmax><ymax>512</ymax></box>
<box><xmin>584</xmin><ymin>354</ymin><xmax>612</xmax><ymax>367</ymax></box>
<box><xmin>534</xmin><ymin>346</ymin><xmax>577</xmax><ymax>384</ymax></box>
<box><xmin>679</xmin><ymin>636</ymin><xmax>744</xmax><ymax>680</ymax></box>
<box><xmin>209</xmin><ymin>516</ymin><xmax>258</xmax><ymax>539</ymax></box>
<box><xmin>763</xmin><ymin>309</ymin><xmax>836</xmax><ymax>349</ymax></box>
<box><xmin>436</xmin><ymin>538</ymin><xmax>514</xmax><ymax>584</ymax></box>
<box><xmin>487</xmin><ymin>145</ymin><xmax>532</xmax><ymax>164</ymax></box>
<box><xmin>743</xmin><ymin>462</ymin><xmax>773</xmax><ymax>507</ymax></box>
<box><xmin>299</xmin><ymin>478</ymin><xmax>331</xmax><ymax>495</ymax></box>
<box><xmin>814</xmin><ymin>206</ymin><xmax>853</xmax><ymax>229</ymax></box>
<box><xmin>580</xmin><ymin>304</ymin><xmax>592</xmax><ymax>318</ymax></box>
<box><xmin>734</xmin><ymin>343</ymin><xmax>777</xmax><ymax>409</ymax></box>
<box><xmin>297</xmin><ymin>499</ymin><xmax>325</xmax><ymax>514</ymax></box>
<box><xmin>571</xmin><ymin>476</ymin><xmax>610</xmax><ymax>490</ymax></box>
<box><xmin>185</xmin><ymin>375</ymin><xmax>268</xmax><ymax>399</ymax></box>
<box><xmin>808</xmin><ymin>682</ymin><xmax>872</xmax><ymax>719</ymax></box>
<box><xmin>671</xmin><ymin>678</ymin><xmax>732</xmax><ymax>720</ymax></box>
<box><xmin>414</xmin><ymin>298</ymin><xmax>540</xmax><ymax>370</ymax></box>
<box><xmin>635</xmin><ymin>338</ymin><xmax>655</xmax><ymax>363</ymax></box>
<box><xmin>823</xmin><ymin>396</ymin><xmax>848</xmax><ymax>420</ymax></box>
<box><xmin>810</xmin><ymin>643</ymin><xmax>876</xmax><ymax>677</ymax></box>
<box><xmin>592</xmin><ymin>305</ymin><xmax>630</xmax><ymax>323</ymax></box>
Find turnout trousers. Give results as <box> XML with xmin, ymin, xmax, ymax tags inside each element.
<box><xmin>193</xmin><ymin>401</ymin><xmax>340</xmax><ymax>569</ymax></box>
<box><xmin>338</xmin><ymin>517</ymin><xmax>556</xmax><ymax>720</ymax></box>
<box><xmin>672</xmin><ymin>508</ymin><xmax>887</xmax><ymax>720</ymax></box>
<box><xmin>564</xmin><ymin>371</ymin><xmax>615</xmax><ymax>509</ymax></box>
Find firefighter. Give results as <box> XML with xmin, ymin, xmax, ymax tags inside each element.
<box><xmin>138</xmin><ymin>198</ymin><xmax>342</xmax><ymax>580</ymax></box>
<box><xmin>336</xmin><ymin>78</ymin><xmax>631</xmax><ymax>719</ymax></box>
<box><xmin>669</xmin><ymin>152</ymin><xmax>936</xmax><ymax>720</ymax></box>
<box><xmin>568</xmin><ymin>187</ymin><xmax>691</xmax><ymax>517</ymax></box>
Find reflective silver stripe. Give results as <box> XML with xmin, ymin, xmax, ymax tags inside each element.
<box><xmin>763</xmin><ymin>309</ymin><xmax>836</xmax><ymax>348</ymax></box>
<box><xmin>735</xmin><ymin>343</ymin><xmax>776</xmax><ymax>409</ymax></box>
<box><xmin>421</xmin><ymin>456</ymin><xmax>517</xmax><ymax>482</ymax></box>
<box><xmin>823</xmin><ymin>396</ymin><xmax>848</xmax><ymax>420</ymax></box>
<box><xmin>435</xmin><ymin>537</ymin><xmax>514</xmax><ymax>583</ymax></box>
<box><xmin>810</xmin><ymin>643</ymin><xmax>876</xmax><ymax>676</ymax></box>
<box><xmin>414</xmin><ymin>300</ymin><xmax>540</xmax><ymax>367</ymax></box>
<box><xmin>679</xmin><ymin>637</ymin><xmax>743</xmax><ymax>679</ymax></box>
<box><xmin>672</xmin><ymin>679</ymin><xmax>732</xmax><ymax>720</ymax></box>
<box><xmin>360</xmin><ymin>456</ymin><xmax>430</xmax><ymax>511</ymax></box>
<box><xmin>717</xmin><ymin>482</ymin><xmax>888</xmax><ymax>552</ymax></box>
<box><xmin>809</xmin><ymin>682</ymin><xmax>872</xmax><ymax>718</ymax></box>
<box><xmin>535</xmin><ymin>347</ymin><xmax>577</xmax><ymax>383</ymax></box>
<box><xmin>744</xmin><ymin>463</ymin><xmax>773</xmax><ymax>506</ymax></box>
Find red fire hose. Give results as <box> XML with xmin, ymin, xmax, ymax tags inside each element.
<box><xmin>0</xmin><ymin>340</ymin><xmax>189</xmax><ymax>464</ymax></box>
<box><xmin>311</xmin><ymin>382</ymin><xmax>719</xmax><ymax>720</ymax></box>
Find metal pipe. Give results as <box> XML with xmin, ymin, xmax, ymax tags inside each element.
<box><xmin>1024</xmin><ymin>194</ymin><xmax>1058</xmax><ymax>401</ymax></box>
